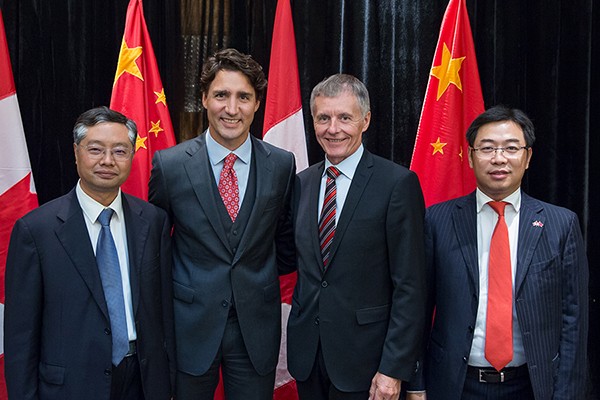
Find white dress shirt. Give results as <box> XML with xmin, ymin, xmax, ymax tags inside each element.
<box><xmin>76</xmin><ymin>182</ymin><xmax>137</xmax><ymax>341</ymax></box>
<box><xmin>469</xmin><ymin>188</ymin><xmax>526</xmax><ymax>367</ymax></box>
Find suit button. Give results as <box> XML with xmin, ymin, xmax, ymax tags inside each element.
<box><xmin>104</xmin><ymin>328</ymin><xmax>111</xmax><ymax>335</ymax></box>
<box><xmin>222</xmin><ymin>300</ymin><xmax>229</xmax><ymax>308</ymax></box>
<box><xmin>104</xmin><ymin>369</ymin><xmax>112</xmax><ymax>376</ymax></box>
<box><xmin>468</xmin><ymin>326</ymin><xmax>474</xmax><ymax>332</ymax></box>
<box><xmin>314</xmin><ymin>316</ymin><xmax>320</xmax><ymax>325</ymax></box>
<box><xmin>232</xmin><ymin>247</ymin><xmax>237</xmax><ymax>253</ymax></box>
<box><xmin>232</xmin><ymin>230</ymin><xmax>238</xmax><ymax>236</ymax></box>
<box><xmin>463</xmin><ymin>357</ymin><xmax>468</xmax><ymax>363</ymax></box>
<box><xmin>321</xmin><ymin>281</ymin><xmax>328</xmax><ymax>288</ymax></box>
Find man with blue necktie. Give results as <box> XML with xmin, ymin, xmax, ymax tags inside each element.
<box><xmin>5</xmin><ymin>107</ymin><xmax>175</xmax><ymax>400</ymax></box>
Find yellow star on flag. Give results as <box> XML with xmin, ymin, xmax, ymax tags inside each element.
<box><xmin>431</xmin><ymin>137</ymin><xmax>447</xmax><ymax>155</ymax></box>
<box><xmin>114</xmin><ymin>39</ymin><xmax>144</xmax><ymax>85</ymax></box>
<box><xmin>135</xmin><ymin>135</ymin><xmax>148</xmax><ymax>151</ymax></box>
<box><xmin>149</xmin><ymin>120</ymin><xmax>164</xmax><ymax>137</ymax></box>
<box><xmin>431</xmin><ymin>43</ymin><xmax>466</xmax><ymax>100</ymax></box>
<box><xmin>459</xmin><ymin>146</ymin><xmax>464</xmax><ymax>161</ymax></box>
<box><xmin>154</xmin><ymin>88</ymin><xmax>167</xmax><ymax>106</ymax></box>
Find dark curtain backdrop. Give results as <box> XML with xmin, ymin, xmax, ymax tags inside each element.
<box><xmin>2</xmin><ymin>0</ymin><xmax>598</xmax><ymax>397</ymax></box>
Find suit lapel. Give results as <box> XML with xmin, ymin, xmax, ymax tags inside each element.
<box><xmin>452</xmin><ymin>193</ymin><xmax>480</xmax><ymax>292</ymax></box>
<box><xmin>515</xmin><ymin>192</ymin><xmax>545</xmax><ymax>294</ymax></box>
<box><xmin>326</xmin><ymin>151</ymin><xmax>374</xmax><ymax>271</ymax></box>
<box><xmin>183</xmin><ymin>133</ymin><xmax>230</xmax><ymax>251</ymax></box>
<box><xmin>55</xmin><ymin>190</ymin><xmax>109</xmax><ymax>320</ymax></box>
<box><xmin>233</xmin><ymin>137</ymin><xmax>273</xmax><ymax>264</ymax></box>
<box><xmin>122</xmin><ymin>195</ymin><xmax>149</xmax><ymax>316</ymax></box>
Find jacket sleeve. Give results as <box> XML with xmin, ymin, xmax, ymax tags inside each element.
<box><xmin>4</xmin><ymin>218</ymin><xmax>42</xmax><ymax>400</ymax></box>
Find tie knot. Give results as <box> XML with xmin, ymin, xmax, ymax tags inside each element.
<box><xmin>326</xmin><ymin>166</ymin><xmax>341</xmax><ymax>180</ymax></box>
<box><xmin>488</xmin><ymin>201</ymin><xmax>508</xmax><ymax>216</ymax></box>
<box><xmin>224</xmin><ymin>153</ymin><xmax>237</xmax><ymax>169</ymax></box>
<box><xmin>98</xmin><ymin>208</ymin><xmax>115</xmax><ymax>227</ymax></box>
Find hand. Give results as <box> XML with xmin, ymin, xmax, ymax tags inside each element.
<box><xmin>406</xmin><ymin>392</ymin><xmax>427</xmax><ymax>400</ymax></box>
<box><xmin>368</xmin><ymin>372</ymin><xmax>400</xmax><ymax>400</ymax></box>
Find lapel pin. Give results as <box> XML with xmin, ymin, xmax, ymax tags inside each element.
<box><xmin>532</xmin><ymin>220</ymin><xmax>544</xmax><ymax>228</ymax></box>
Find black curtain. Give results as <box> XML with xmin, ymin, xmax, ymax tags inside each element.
<box><xmin>3</xmin><ymin>0</ymin><xmax>598</xmax><ymax>397</ymax></box>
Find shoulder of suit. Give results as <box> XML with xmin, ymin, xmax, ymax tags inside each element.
<box><xmin>521</xmin><ymin>192</ymin><xmax>577</xmax><ymax>219</ymax></box>
<box><xmin>427</xmin><ymin>192</ymin><xmax>473</xmax><ymax>215</ymax></box>
<box><xmin>122</xmin><ymin>193</ymin><xmax>168</xmax><ymax>219</ymax></box>
<box><xmin>252</xmin><ymin>136</ymin><xmax>294</xmax><ymax>160</ymax></box>
<box><xmin>155</xmin><ymin>135</ymin><xmax>204</xmax><ymax>159</ymax></box>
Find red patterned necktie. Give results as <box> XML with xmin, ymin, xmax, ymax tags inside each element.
<box><xmin>485</xmin><ymin>201</ymin><xmax>513</xmax><ymax>371</ymax></box>
<box><xmin>318</xmin><ymin>166</ymin><xmax>341</xmax><ymax>270</ymax></box>
<box><xmin>218</xmin><ymin>153</ymin><xmax>239</xmax><ymax>221</ymax></box>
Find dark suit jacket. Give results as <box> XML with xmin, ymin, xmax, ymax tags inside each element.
<box><xmin>287</xmin><ymin>150</ymin><xmax>427</xmax><ymax>392</ymax></box>
<box><xmin>148</xmin><ymin>133</ymin><xmax>295</xmax><ymax>376</ymax></box>
<box><xmin>408</xmin><ymin>191</ymin><xmax>589</xmax><ymax>400</ymax></box>
<box><xmin>4</xmin><ymin>189</ymin><xmax>175</xmax><ymax>400</ymax></box>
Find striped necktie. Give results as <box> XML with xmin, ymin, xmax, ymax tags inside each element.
<box><xmin>318</xmin><ymin>166</ymin><xmax>341</xmax><ymax>270</ymax></box>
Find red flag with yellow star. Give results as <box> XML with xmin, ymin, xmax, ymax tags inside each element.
<box><xmin>110</xmin><ymin>0</ymin><xmax>176</xmax><ymax>200</ymax></box>
<box><xmin>410</xmin><ymin>0</ymin><xmax>484</xmax><ymax>207</ymax></box>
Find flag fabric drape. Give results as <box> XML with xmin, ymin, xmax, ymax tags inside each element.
<box><xmin>110</xmin><ymin>0</ymin><xmax>176</xmax><ymax>200</ymax></box>
<box><xmin>263</xmin><ymin>1</ymin><xmax>308</xmax><ymax>399</ymax></box>
<box><xmin>410</xmin><ymin>0</ymin><xmax>484</xmax><ymax>207</ymax></box>
<box><xmin>0</xmin><ymin>10</ymin><xmax>39</xmax><ymax>399</ymax></box>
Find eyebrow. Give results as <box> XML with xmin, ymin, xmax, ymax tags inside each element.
<box><xmin>477</xmin><ymin>138</ymin><xmax>522</xmax><ymax>144</ymax></box>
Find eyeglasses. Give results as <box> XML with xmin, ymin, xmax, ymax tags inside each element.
<box><xmin>471</xmin><ymin>145</ymin><xmax>529</xmax><ymax>159</ymax></box>
<box><xmin>78</xmin><ymin>144</ymin><xmax>133</xmax><ymax>161</ymax></box>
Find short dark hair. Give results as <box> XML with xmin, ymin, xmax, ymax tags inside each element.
<box><xmin>466</xmin><ymin>105</ymin><xmax>535</xmax><ymax>147</ymax></box>
<box><xmin>200</xmin><ymin>48</ymin><xmax>267</xmax><ymax>101</ymax></box>
<box><xmin>73</xmin><ymin>106</ymin><xmax>137</xmax><ymax>148</ymax></box>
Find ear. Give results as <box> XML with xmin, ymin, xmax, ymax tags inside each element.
<box><xmin>468</xmin><ymin>147</ymin><xmax>475</xmax><ymax>169</ymax></box>
<box><xmin>73</xmin><ymin>143</ymin><xmax>79</xmax><ymax>164</ymax></box>
<box><xmin>362</xmin><ymin>111</ymin><xmax>371</xmax><ymax>132</ymax></box>
<box><xmin>525</xmin><ymin>147</ymin><xmax>533</xmax><ymax>169</ymax></box>
<box><xmin>201</xmin><ymin>92</ymin><xmax>208</xmax><ymax>109</ymax></box>
<box><xmin>254</xmin><ymin>100</ymin><xmax>261</xmax><ymax>113</ymax></box>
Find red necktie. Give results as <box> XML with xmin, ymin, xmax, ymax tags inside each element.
<box><xmin>218</xmin><ymin>153</ymin><xmax>239</xmax><ymax>222</ymax></box>
<box><xmin>318</xmin><ymin>166</ymin><xmax>340</xmax><ymax>269</ymax></box>
<box><xmin>485</xmin><ymin>201</ymin><xmax>513</xmax><ymax>371</ymax></box>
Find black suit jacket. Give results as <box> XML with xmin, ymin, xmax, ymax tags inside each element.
<box><xmin>287</xmin><ymin>150</ymin><xmax>427</xmax><ymax>392</ymax></box>
<box><xmin>4</xmin><ymin>189</ymin><xmax>175</xmax><ymax>400</ymax></box>
<box><xmin>408</xmin><ymin>191</ymin><xmax>589</xmax><ymax>400</ymax></box>
<box><xmin>149</xmin><ymin>133</ymin><xmax>295</xmax><ymax>376</ymax></box>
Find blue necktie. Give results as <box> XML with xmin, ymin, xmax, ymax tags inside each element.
<box><xmin>96</xmin><ymin>208</ymin><xmax>129</xmax><ymax>366</ymax></box>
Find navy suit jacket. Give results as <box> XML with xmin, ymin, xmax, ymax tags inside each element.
<box><xmin>149</xmin><ymin>133</ymin><xmax>295</xmax><ymax>376</ymax></box>
<box><xmin>408</xmin><ymin>191</ymin><xmax>588</xmax><ymax>400</ymax></box>
<box><xmin>287</xmin><ymin>150</ymin><xmax>427</xmax><ymax>392</ymax></box>
<box><xmin>4</xmin><ymin>189</ymin><xmax>175</xmax><ymax>400</ymax></box>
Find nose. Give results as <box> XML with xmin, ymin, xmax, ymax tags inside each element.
<box><xmin>490</xmin><ymin>148</ymin><xmax>508</xmax><ymax>163</ymax></box>
<box><xmin>225</xmin><ymin>97</ymin><xmax>238</xmax><ymax>114</ymax></box>
<box><xmin>326</xmin><ymin>118</ymin><xmax>339</xmax><ymax>133</ymax></box>
<box><xmin>99</xmin><ymin>149</ymin><xmax>115</xmax><ymax>164</ymax></box>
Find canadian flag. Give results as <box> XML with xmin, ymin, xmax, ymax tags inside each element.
<box><xmin>263</xmin><ymin>1</ymin><xmax>308</xmax><ymax>399</ymax></box>
<box><xmin>0</xmin><ymin>10</ymin><xmax>39</xmax><ymax>399</ymax></box>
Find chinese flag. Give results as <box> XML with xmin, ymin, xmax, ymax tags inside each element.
<box><xmin>0</xmin><ymin>10</ymin><xmax>39</xmax><ymax>399</ymax></box>
<box><xmin>262</xmin><ymin>1</ymin><xmax>307</xmax><ymax>399</ymax></box>
<box><xmin>410</xmin><ymin>0</ymin><xmax>484</xmax><ymax>207</ymax></box>
<box><xmin>110</xmin><ymin>0</ymin><xmax>176</xmax><ymax>200</ymax></box>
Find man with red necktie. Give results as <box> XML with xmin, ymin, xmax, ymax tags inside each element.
<box><xmin>149</xmin><ymin>48</ymin><xmax>296</xmax><ymax>400</ymax></box>
<box><xmin>407</xmin><ymin>105</ymin><xmax>589</xmax><ymax>400</ymax></box>
<box><xmin>287</xmin><ymin>74</ymin><xmax>427</xmax><ymax>400</ymax></box>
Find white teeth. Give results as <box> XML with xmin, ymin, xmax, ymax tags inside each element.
<box><xmin>223</xmin><ymin>118</ymin><xmax>239</xmax><ymax>123</ymax></box>
<box><xmin>328</xmin><ymin>139</ymin><xmax>344</xmax><ymax>142</ymax></box>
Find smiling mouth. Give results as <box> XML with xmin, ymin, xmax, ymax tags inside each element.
<box><xmin>222</xmin><ymin>118</ymin><xmax>240</xmax><ymax>124</ymax></box>
<box><xmin>327</xmin><ymin>138</ymin><xmax>345</xmax><ymax>143</ymax></box>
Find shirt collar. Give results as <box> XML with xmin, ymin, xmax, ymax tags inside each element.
<box><xmin>206</xmin><ymin>129</ymin><xmax>252</xmax><ymax>166</ymax></box>
<box><xmin>76</xmin><ymin>181</ymin><xmax>125</xmax><ymax>224</ymax></box>
<box><xmin>323</xmin><ymin>145</ymin><xmax>364</xmax><ymax>180</ymax></box>
<box><xmin>475</xmin><ymin>187</ymin><xmax>522</xmax><ymax>214</ymax></box>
